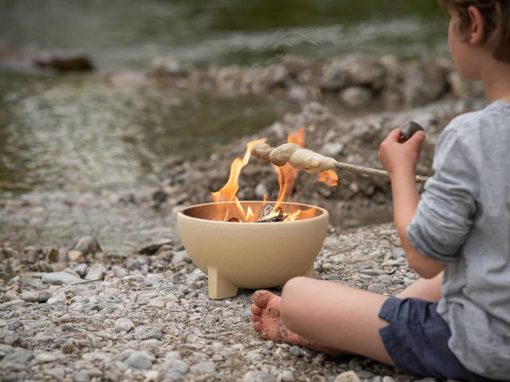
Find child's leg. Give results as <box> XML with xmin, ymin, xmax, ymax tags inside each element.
<box><xmin>397</xmin><ymin>271</ymin><xmax>443</xmax><ymax>301</ymax></box>
<box><xmin>251</xmin><ymin>277</ymin><xmax>393</xmax><ymax>365</ymax></box>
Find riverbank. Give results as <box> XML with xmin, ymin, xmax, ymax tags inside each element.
<box><xmin>1</xmin><ymin>222</ymin><xmax>423</xmax><ymax>382</ymax></box>
<box><xmin>0</xmin><ymin>53</ymin><xmax>485</xmax><ymax>381</ymax></box>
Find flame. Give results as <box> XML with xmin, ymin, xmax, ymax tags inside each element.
<box><xmin>210</xmin><ymin>127</ymin><xmax>338</xmax><ymax>222</ymax></box>
<box><xmin>317</xmin><ymin>170</ymin><xmax>338</xmax><ymax>187</ymax></box>
<box><xmin>211</xmin><ymin>138</ymin><xmax>266</xmax><ymax>221</ymax></box>
<box><xmin>272</xmin><ymin>127</ymin><xmax>304</xmax><ymax>211</ymax></box>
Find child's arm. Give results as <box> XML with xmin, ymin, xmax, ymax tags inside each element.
<box><xmin>378</xmin><ymin>129</ymin><xmax>444</xmax><ymax>278</ymax></box>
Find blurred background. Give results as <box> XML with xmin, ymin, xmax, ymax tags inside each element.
<box><xmin>0</xmin><ymin>0</ymin><xmax>448</xmax><ymax>195</ymax></box>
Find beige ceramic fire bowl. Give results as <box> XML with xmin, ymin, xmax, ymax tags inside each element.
<box><xmin>177</xmin><ymin>201</ymin><xmax>329</xmax><ymax>299</ymax></box>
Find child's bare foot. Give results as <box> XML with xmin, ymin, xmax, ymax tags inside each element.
<box><xmin>250</xmin><ymin>290</ymin><xmax>314</xmax><ymax>348</ymax></box>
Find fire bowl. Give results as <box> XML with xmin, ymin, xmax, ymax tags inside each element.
<box><xmin>177</xmin><ymin>201</ymin><xmax>329</xmax><ymax>299</ymax></box>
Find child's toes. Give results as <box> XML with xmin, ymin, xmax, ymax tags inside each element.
<box><xmin>252</xmin><ymin>290</ymin><xmax>273</xmax><ymax>308</ymax></box>
<box><xmin>251</xmin><ymin>304</ymin><xmax>262</xmax><ymax>315</ymax></box>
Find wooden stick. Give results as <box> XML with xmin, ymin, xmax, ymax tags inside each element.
<box><xmin>333</xmin><ymin>161</ymin><xmax>429</xmax><ymax>184</ymax></box>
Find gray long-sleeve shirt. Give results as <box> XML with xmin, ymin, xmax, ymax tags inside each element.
<box><xmin>407</xmin><ymin>100</ymin><xmax>510</xmax><ymax>380</ymax></box>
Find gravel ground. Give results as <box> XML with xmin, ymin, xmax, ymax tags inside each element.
<box><xmin>0</xmin><ymin>223</ymin><xmax>450</xmax><ymax>382</ymax></box>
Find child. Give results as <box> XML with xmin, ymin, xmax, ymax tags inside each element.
<box><xmin>250</xmin><ymin>1</ymin><xmax>510</xmax><ymax>380</ymax></box>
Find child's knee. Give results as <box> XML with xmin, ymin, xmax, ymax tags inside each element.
<box><xmin>280</xmin><ymin>276</ymin><xmax>311</xmax><ymax>321</ymax></box>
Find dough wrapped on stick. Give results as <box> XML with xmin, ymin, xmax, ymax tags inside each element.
<box><xmin>251</xmin><ymin>142</ymin><xmax>429</xmax><ymax>183</ymax></box>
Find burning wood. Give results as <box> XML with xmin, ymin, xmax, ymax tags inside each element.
<box><xmin>256</xmin><ymin>205</ymin><xmax>287</xmax><ymax>223</ymax></box>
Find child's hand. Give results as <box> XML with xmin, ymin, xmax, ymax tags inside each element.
<box><xmin>378</xmin><ymin>128</ymin><xmax>425</xmax><ymax>178</ymax></box>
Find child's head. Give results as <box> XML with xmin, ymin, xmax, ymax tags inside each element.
<box><xmin>439</xmin><ymin>0</ymin><xmax>510</xmax><ymax>63</ymax></box>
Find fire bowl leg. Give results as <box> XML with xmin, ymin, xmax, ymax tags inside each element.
<box><xmin>207</xmin><ymin>267</ymin><xmax>238</xmax><ymax>299</ymax></box>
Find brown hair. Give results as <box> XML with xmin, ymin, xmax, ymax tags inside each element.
<box><xmin>439</xmin><ymin>0</ymin><xmax>510</xmax><ymax>62</ymax></box>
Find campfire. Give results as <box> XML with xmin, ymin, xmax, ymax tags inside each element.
<box><xmin>210</xmin><ymin>128</ymin><xmax>338</xmax><ymax>223</ymax></box>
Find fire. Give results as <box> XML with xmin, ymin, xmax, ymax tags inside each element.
<box><xmin>211</xmin><ymin>128</ymin><xmax>338</xmax><ymax>222</ymax></box>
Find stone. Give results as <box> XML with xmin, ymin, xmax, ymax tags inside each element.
<box><xmin>34</xmin><ymin>352</ymin><xmax>58</xmax><ymax>363</ymax></box>
<box><xmin>2</xmin><ymin>290</ymin><xmax>19</xmax><ymax>301</ymax></box>
<box><xmin>280</xmin><ymin>370</ymin><xmax>295</xmax><ymax>382</ymax></box>
<box><xmin>68</xmin><ymin>250</ymin><xmax>83</xmax><ymax>262</ymax></box>
<box><xmin>20</xmin><ymin>290</ymin><xmax>51</xmax><ymax>303</ymax></box>
<box><xmin>72</xmin><ymin>263</ymin><xmax>88</xmax><ymax>277</ymax></box>
<box><xmin>164</xmin><ymin>358</ymin><xmax>189</xmax><ymax>374</ymax></box>
<box><xmin>125</xmin><ymin>351</ymin><xmax>154</xmax><ymax>370</ymax></box>
<box><xmin>334</xmin><ymin>371</ymin><xmax>361</xmax><ymax>382</ymax></box>
<box><xmin>41</xmin><ymin>271</ymin><xmax>84</xmax><ymax>285</ymax></box>
<box><xmin>114</xmin><ymin>317</ymin><xmax>135</xmax><ymax>332</ymax></box>
<box><xmin>0</xmin><ymin>348</ymin><xmax>33</xmax><ymax>365</ymax></box>
<box><xmin>242</xmin><ymin>370</ymin><xmax>276</xmax><ymax>382</ymax></box>
<box><xmin>340</xmin><ymin>87</ymin><xmax>372</xmax><ymax>108</ymax></box>
<box><xmin>171</xmin><ymin>250</ymin><xmax>190</xmax><ymax>264</ymax></box>
<box><xmin>190</xmin><ymin>361</ymin><xmax>216</xmax><ymax>374</ymax></box>
<box><xmin>134</xmin><ymin>326</ymin><xmax>163</xmax><ymax>340</ymax></box>
<box><xmin>139</xmin><ymin>239</ymin><xmax>172</xmax><ymax>256</ymax></box>
<box><xmin>73</xmin><ymin>236</ymin><xmax>102</xmax><ymax>255</ymax></box>
<box><xmin>321</xmin><ymin>142</ymin><xmax>344</xmax><ymax>157</ymax></box>
<box><xmin>85</xmin><ymin>264</ymin><xmax>106</xmax><ymax>280</ymax></box>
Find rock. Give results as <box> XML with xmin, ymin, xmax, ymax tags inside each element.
<box><xmin>402</xmin><ymin>62</ymin><xmax>448</xmax><ymax>106</ymax></box>
<box><xmin>34</xmin><ymin>352</ymin><xmax>58</xmax><ymax>364</ymax></box>
<box><xmin>139</xmin><ymin>239</ymin><xmax>172</xmax><ymax>256</ymax></box>
<box><xmin>72</xmin><ymin>236</ymin><xmax>102</xmax><ymax>256</ymax></box>
<box><xmin>321</xmin><ymin>54</ymin><xmax>385</xmax><ymax>90</ymax></box>
<box><xmin>367</xmin><ymin>283</ymin><xmax>386</xmax><ymax>293</ymax></box>
<box><xmin>0</xmin><ymin>348</ymin><xmax>33</xmax><ymax>365</ymax></box>
<box><xmin>340</xmin><ymin>87</ymin><xmax>372</xmax><ymax>108</ymax></box>
<box><xmin>125</xmin><ymin>351</ymin><xmax>154</xmax><ymax>370</ymax></box>
<box><xmin>171</xmin><ymin>250</ymin><xmax>190</xmax><ymax>264</ymax></box>
<box><xmin>279</xmin><ymin>370</ymin><xmax>295</xmax><ymax>382</ymax></box>
<box><xmin>164</xmin><ymin>358</ymin><xmax>189</xmax><ymax>374</ymax></box>
<box><xmin>334</xmin><ymin>371</ymin><xmax>361</xmax><ymax>382</ymax></box>
<box><xmin>20</xmin><ymin>290</ymin><xmax>51</xmax><ymax>303</ymax></box>
<box><xmin>33</xmin><ymin>52</ymin><xmax>94</xmax><ymax>72</ymax></box>
<box><xmin>85</xmin><ymin>264</ymin><xmax>106</xmax><ymax>280</ymax></box>
<box><xmin>150</xmin><ymin>57</ymin><xmax>187</xmax><ymax>78</ymax></box>
<box><xmin>242</xmin><ymin>370</ymin><xmax>276</xmax><ymax>382</ymax></box>
<box><xmin>68</xmin><ymin>250</ymin><xmax>83</xmax><ymax>262</ymax></box>
<box><xmin>321</xmin><ymin>142</ymin><xmax>344</xmax><ymax>157</ymax></box>
<box><xmin>190</xmin><ymin>361</ymin><xmax>216</xmax><ymax>374</ymax></box>
<box><xmin>41</xmin><ymin>271</ymin><xmax>85</xmax><ymax>285</ymax></box>
<box><xmin>134</xmin><ymin>326</ymin><xmax>163</xmax><ymax>340</ymax></box>
<box><xmin>47</xmin><ymin>290</ymin><xmax>66</xmax><ymax>304</ymax></box>
<box><xmin>254</xmin><ymin>182</ymin><xmax>269</xmax><ymax>199</ymax></box>
<box><xmin>2</xmin><ymin>290</ymin><xmax>19</xmax><ymax>301</ymax></box>
<box><xmin>114</xmin><ymin>318</ymin><xmax>135</xmax><ymax>332</ymax></box>
<box><xmin>72</xmin><ymin>263</ymin><xmax>88</xmax><ymax>277</ymax></box>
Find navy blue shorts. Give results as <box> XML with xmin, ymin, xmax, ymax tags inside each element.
<box><xmin>379</xmin><ymin>297</ymin><xmax>499</xmax><ymax>382</ymax></box>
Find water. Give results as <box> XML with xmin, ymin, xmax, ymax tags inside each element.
<box><xmin>0</xmin><ymin>74</ymin><xmax>284</xmax><ymax>193</ymax></box>
<box><xmin>0</xmin><ymin>0</ymin><xmax>449</xmax><ymax>193</ymax></box>
<box><xmin>0</xmin><ymin>0</ymin><xmax>448</xmax><ymax>70</ymax></box>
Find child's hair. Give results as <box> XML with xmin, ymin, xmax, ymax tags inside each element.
<box><xmin>439</xmin><ymin>0</ymin><xmax>510</xmax><ymax>62</ymax></box>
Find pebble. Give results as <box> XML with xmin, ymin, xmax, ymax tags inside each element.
<box><xmin>242</xmin><ymin>370</ymin><xmax>276</xmax><ymax>382</ymax></box>
<box><xmin>73</xmin><ymin>236</ymin><xmax>102</xmax><ymax>255</ymax></box>
<box><xmin>125</xmin><ymin>351</ymin><xmax>154</xmax><ymax>369</ymax></box>
<box><xmin>1</xmin><ymin>220</ymin><xmax>435</xmax><ymax>381</ymax></box>
<box><xmin>190</xmin><ymin>361</ymin><xmax>216</xmax><ymax>374</ymax></box>
<box><xmin>164</xmin><ymin>358</ymin><xmax>189</xmax><ymax>374</ymax></box>
<box><xmin>20</xmin><ymin>290</ymin><xmax>51</xmax><ymax>303</ymax></box>
<box><xmin>85</xmin><ymin>264</ymin><xmax>107</xmax><ymax>280</ymax></box>
<box><xmin>334</xmin><ymin>371</ymin><xmax>361</xmax><ymax>382</ymax></box>
<box><xmin>114</xmin><ymin>317</ymin><xmax>135</xmax><ymax>332</ymax></box>
<box><xmin>41</xmin><ymin>271</ymin><xmax>84</xmax><ymax>285</ymax></box>
<box><xmin>34</xmin><ymin>352</ymin><xmax>58</xmax><ymax>363</ymax></box>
